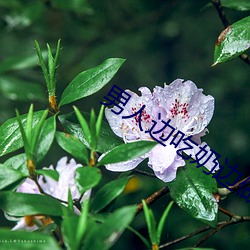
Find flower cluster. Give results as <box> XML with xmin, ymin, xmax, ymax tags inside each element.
<box><xmin>103</xmin><ymin>79</ymin><xmax>219</xmax><ymax>182</ymax></box>
<box><xmin>11</xmin><ymin>157</ymin><xmax>89</xmax><ymax>231</ymax></box>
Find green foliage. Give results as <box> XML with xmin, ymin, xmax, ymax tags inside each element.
<box><xmin>142</xmin><ymin>200</ymin><xmax>174</xmax><ymax>247</ymax></box>
<box><xmin>75</xmin><ymin>167</ymin><xmax>102</xmax><ymax>194</ymax></box>
<box><xmin>213</xmin><ymin>16</ymin><xmax>250</xmax><ymax>65</ymax></box>
<box><xmin>0</xmin><ymin>164</ymin><xmax>27</xmax><ymax>190</ymax></box>
<box><xmin>56</xmin><ymin>131</ymin><xmax>89</xmax><ymax>165</ymax></box>
<box><xmin>91</xmin><ymin>176</ymin><xmax>132</xmax><ymax>213</ymax></box>
<box><xmin>59</xmin><ymin>112</ymin><xmax>123</xmax><ymax>153</ymax></box>
<box><xmin>0</xmin><ymin>228</ymin><xmax>60</xmax><ymax>250</ymax></box>
<box><xmin>83</xmin><ymin>205</ymin><xmax>137</xmax><ymax>250</ymax></box>
<box><xmin>0</xmin><ymin>110</ymin><xmax>44</xmax><ymax>157</ymax></box>
<box><xmin>97</xmin><ymin>140</ymin><xmax>157</xmax><ymax>166</ymax></box>
<box><xmin>168</xmin><ymin>163</ymin><xmax>218</xmax><ymax>227</ymax></box>
<box><xmin>59</xmin><ymin>58</ymin><xmax>125</xmax><ymax>107</ymax></box>
<box><xmin>0</xmin><ymin>192</ymin><xmax>66</xmax><ymax>216</ymax></box>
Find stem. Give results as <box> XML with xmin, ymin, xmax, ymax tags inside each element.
<box><xmin>136</xmin><ymin>186</ymin><xmax>169</xmax><ymax>215</ymax></box>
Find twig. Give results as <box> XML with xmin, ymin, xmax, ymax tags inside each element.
<box><xmin>218</xmin><ymin>175</ymin><xmax>250</xmax><ymax>198</ymax></box>
<box><xmin>136</xmin><ymin>186</ymin><xmax>169</xmax><ymax>215</ymax></box>
<box><xmin>160</xmin><ymin>215</ymin><xmax>250</xmax><ymax>249</ymax></box>
<box><xmin>193</xmin><ymin>216</ymin><xmax>250</xmax><ymax>247</ymax></box>
<box><xmin>134</xmin><ymin>169</ymin><xmax>156</xmax><ymax>178</ymax></box>
<box><xmin>218</xmin><ymin>206</ymin><xmax>235</xmax><ymax>218</ymax></box>
<box><xmin>211</xmin><ymin>0</ymin><xmax>250</xmax><ymax>66</ymax></box>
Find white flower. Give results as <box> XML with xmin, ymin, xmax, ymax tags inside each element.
<box><xmin>103</xmin><ymin>79</ymin><xmax>219</xmax><ymax>182</ymax></box>
<box><xmin>12</xmin><ymin>157</ymin><xmax>90</xmax><ymax>231</ymax></box>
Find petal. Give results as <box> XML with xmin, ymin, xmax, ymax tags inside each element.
<box><xmin>185</xmin><ymin>142</ymin><xmax>220</xmax><ymax>173</ymax></box>
<box><xmin>105</xmin><ymin>156</ymin><xmax>146</xmax><ymax>172</ymax></box>
<box><xmin>155</xmin><ymin>79</ymin><xmax>214</xmax><ymax>136</ymax></box>
<box><xmin>16</xmin><ymin>178</ymin><xmax>40</xmax><ymax>194</ymax></box>
<box><xmin>148</xmin><ymin>144</ymin><xmax>185</xmax><ymax>182</ymax></box>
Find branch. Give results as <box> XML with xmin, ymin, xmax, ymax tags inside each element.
<box><xmin>193</xmin><ymin>216</ymin><xmax>250</xmax><ymax>247</ymax></box>
<box><xmin>159</xmin><ymin>215</ymin><xmax>250</xmax><ymax>249</ymax></box>
<box><xmin>218</xmin><ymin>175</ymin><xmax>250</xmax><ymax>198</ymax></box>
<box><xmin>136</xmin><ymin>186</ymin><xmax>169</xmax><ymax>215</ymax></box>
<box><xmin>211</xmin><ymin>0</ymin><xmax>250</xmax><ymax>66</ymax></box>
<box><xmin>134</xmin><ymin>169</ymin><xmax>157</xmax><ymax>178</ymax></box>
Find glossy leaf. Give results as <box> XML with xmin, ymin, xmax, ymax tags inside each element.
<box><xmin>168</xmin><ymin>163</ymin><xmax>218</xmax><ymax>227</ymax></box>
<box><xmin>221</xmin><ymin>0</ymin><xmax>250</xmax><ymax>11</ymax></box>
<box><xmin>0</xmin><ymin>111</ymin><xmax>44</xmax><ymax>157</ymax></box>
<box><xmin>59</xmin><ymin>113</ymin><xmax>123</xmax><ymax>153</ymax></box>
<box><xmin>36</xmin><ymin>169</ymin><xmax>59</xmax><ymax>181</ymax></box>
<box><xmin>75</xmin><ymin>167</ymin><xmax>102</xmax><ymax>194</ymax></box>
<box><xmin>59</xmin><ymin>58</ymin><xmax>125</xmax><ymax>106</ymax></box>
<box><xmin>213</xmin><ymin>16</ymin><xmax>250</xmax><ymax>65</ymax></box>
<box><xmin>56</xmin><ymin>131</ymin><xmax>89</xmax><ymax>165</ymax></box>
<box><xmin>0</xmin><ymin>228</ymin><xmax>60</xmax><ymax>250</ymax></box>
<box><xmin>0</xmin><ymin>192</ymin><xmax>65</xmax><ymax>216</ymax></box>
<box><xmin>83</xmin><ymin>205</ymin><xmax>137</xmax><ymax>250</ymax></box>
<box><xmin>4</xmin><ymin>153</ymin><xmax>28</xmax><ymax>175</ymax></box>
<box><xmin>157</xmin><ymin>201</ymin><xmax>174</xmax><ymax>244</ymax></box>
<box><xmin>91</xmin><ymin>176</ymin><xmax>132</xmax><ymax>213</ymax></box>
<box><xmin>36</xmin><ymin>116</ymin><xmax>56</xmax><ymax>162</ymax></box>
<box><xmin>97</xmin><ymin>141</ymin><xmax>157</xmax><ymax>166</ymax></box>
<box><xmin>0</xmin><ymin>164</ymin><xmax>27</xmax><ymax>190</ymax></box>
<box><xmin>0</xmin><ymin>76</ymin><xmax>46</xmax><ymax>102</ymax></box>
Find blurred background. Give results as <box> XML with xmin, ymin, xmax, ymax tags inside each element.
<box><xmin>0</xmin><ymin>0</ymin><xmax>249</xmax><ymax>249</ymax></box>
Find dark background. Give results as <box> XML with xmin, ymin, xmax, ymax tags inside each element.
<box><xmin>0</xmin><ymin>0</ymin><xmax>249</xmax><ymax>249</ymax></box>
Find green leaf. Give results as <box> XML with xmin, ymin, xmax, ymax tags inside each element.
<box><xmin>97</xmin><ymin>140</ymin><xmax>157</xmax><ymax>166</ymax></box>
<box><xmin>0</xmin><ymin>228</ymin><xmax>60</xmax><ymax>250</ymax></box>
<box><xmin>89</xmin><ymin>108</ymin><xmax>97</xmax><ymax>150</ymax></box>
<box><xmin>142</xmin><ymin>200</ymin><xmax>157</xmax><ymax>245</ymax></box>
<box><xmin>221</xmin><ymin>0</ymin><xmax>250</xmax><ymax>11</ymax></box>
<box><xmin>36</xmin><ymin>116</ymin><xmax>56</xmax><ymax>162</ymax></box>
<box><xmin>62</xmin><ymin>215</ymin><xmax>80</xmax><ymax>250</ymax></box>
<box><xmin>0</xmin><ymin>110</ymin><xmax>44</xmax><ymax>157</ymax></box>
<box><xmin>59</xmin><ymin>58</ymin><xmax>125</xmax><ymax>106</ymax></box>
<box><xmin>56</xmin><ymin>131</ymin><xmax>89</xmax><ymax>165</ymax></box>
<box><xmin>0</xmin><ymin>76</ymin><xmax>46</xmax><ymax>102</ymax></box>
<box><xmin>75</xmin><ymin>167</ymin><xmax>102</xmax><ymax>194</ymax></box>
<box><xmin>0</xmin><ymin>164</ymin><xmax>27</xmax><ymax>190</ymax></box>
<box><xmin>213</xmin><ymin>16</ymin><xmax>250</xmax><ymax>65</ymax></box>
<box><xmin>96</xmin><ymin>105</ymin><xmax>105</xmax><ymax>140</ymax></box>
<box><xmin>168</xmin><ymin>163</ymin><xmax>218</xmax><ymax>227</ymax></box>
<box><xmin>157</xmin><ymin>201</ymin><xmax>174</xmax><ymax>244</ymax></box>
<box><xmin>0</xmin><ymin>192</ymin><xmax>65</xmax><ymax>216</ymax></box>
<box><xmin>73</xmin><ymin>106</ymin><xmax>91</xmax><ymax>147</ymax></box>
<box><xmin>59</xmin><ymin>112</ymin><xmax>123</xmax><ymax>153</ymax></box>
<box><xmin>4</xmin><ymin>154</ymin><xmax>28</xmax><ymax>175</ymax></box>
<box><xmin>83</xmin><ymin>205</ymin><xmax>137</xmax><ymax>250</ymax></box>
<box><xmin>91</xmin><ymin>176</ymin><xmax>132</xmax><ymax>213</ymax></box>
<box><xmin>36</xmin><ymin>169</ymin><xmax>59</xmax><ymax>181</ymax></box>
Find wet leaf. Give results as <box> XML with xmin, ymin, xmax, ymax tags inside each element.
<box><xmin>91</xmin><ymin>176</ymin><xmax>132</xmax><ymax>213</ymax></box>
<box><xmin>213</xmin><ymin>16</ymin><xmax>250</xmax><ymax>65</ymax></box>
<box><xmin>0</xmin><ymin>111</ymin><xmax>44</xmax><ymax>157</ymax></box>
<box><xmin>0</xmin><ymin>192</ymin><xmax>65</xmax><ymax>216</ymax></box>
<box><xmin>59</xmin><ymin>112</ymin><xmax>123</xmax><ymax>153</ymax></box>
<box><xmin>59</xmin><ymin>58</ymin><xmax>125</xmax><ymax>106</ymax></box>
<box><xmin>168</xmin><ymin>162</ymin><xmax>218</xmax><ymax>227</ymax></box>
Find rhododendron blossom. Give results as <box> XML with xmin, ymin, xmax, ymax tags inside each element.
<box><xmin>11</xmin><ymin>157</ymin><xmax>89</xmax><ymax>231</ymax></box>
<box><xmin>103</xmin><ymin>79</ymin><xmax>219</xmax><ymax>182</ymax></box>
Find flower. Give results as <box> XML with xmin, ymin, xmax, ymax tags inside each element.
<box><xmin>11</xmin><ymin>157</ymin><xmax>90</xmax><ymax>231</ymax></box>
<box><xmin>103</xmin><ymin>79</ymin><xmax>218</xmax><ymax>182</ymax></box>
